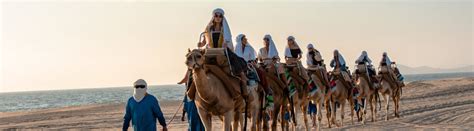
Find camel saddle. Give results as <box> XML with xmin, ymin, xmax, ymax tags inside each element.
<box><xmin>203</xmin><ymin>48</ymin><xmax>232</xmax><ymax>75</ymax></box>
<box><xmin>308</xmin><ymin>65</ymin><xmax>329</xmax><ymax>83</ymax></box>
<box><xmin>332</xmin><ymin>69</ymin><xmax>353</xmax><ymax>90</ymax></box>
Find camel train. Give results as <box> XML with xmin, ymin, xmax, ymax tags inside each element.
<box><xmin>184</xmin><ymin>47</ymin><xmax>405</xmax><ymax>131</ymax></box>
<box><xmin>182</xmin><ymin>8</ymin><xmax>405</xmax><ymax>131</ymax></box>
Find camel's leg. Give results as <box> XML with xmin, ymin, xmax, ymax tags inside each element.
<box><xmin>260</xmin><ymin>109</ymin><xmax>268</xmax><ymax>131</ymax></box>
<box><xmin>326</xmin><ymin>99</ymin><xmax>332</xmax><ymax>128</ymax></box>
<box><xmin>251</xmin><ymin>108</ymin><xmax>258</xmax><ymax>131</ymax></box>
<box><xmin>340</xmin><ymin>100</ymin><xmax>345</xmax><ymax>127</ymax></box>
<box><xmin>294</xmin><ymin>100</ymin><xmax>306</xmax><ymax>131</ymax></box>
<box><xmin>271</xmin><ymin>102</ymin><xmax>280</xmax><ymax>131</ymax></box>
<box><xmin>292</xmin><ymin>102</ymin><xmax>299</xmax><ymax>130</ymax></box>
<box><xmin>261</xmin><ymin>104</ymin><xmax>268</xmax><ymax>131</ymax></box>
<box><xmin>224</xmin><ymin>111</ymin><xmax>235</xmax><ymax>131</ymax></box>
<box><xmin>249</xmin><ymin>101</ymin><xmax>257</xmax><ymax>131</ymax></box>
<box><xmin>311</xmin><ymin>111</ymin><xmax>316</xmax><ymax>128</ymax></box>
<box><xmin>240</xmin><ymin>111</ymin><xmax>245</xmax><ymax>131</ymax></box>
<box><xmin>198</xmin><ymin>109</ymin><xmax>212</xmax><ymax>131</ymax></box>
<box><xmin>331</xmin><ymin>100</ymin><xmax>339</xmax><ymax>127</ymax></box>
<box><xmin>256</xmin><ymin>109</ymin><xmax>262</xmax><ymax>131</ymax></box>
<box><xmin>316</xmin><ymin>101</ymin><xmax>322</xmax><ymax>131</ymax></box>
<box><xmin>369</xmin><ymin>95</ymin><xmax>374</xmax><ymax>122</ymax></box>
<box><xmin>280</xmin><ymin>105</ymin><xmax>288</xmax><ymax>131</ymax></box>
<box><xmin>362</xmin><ymin>97</ymin><xmax>367</xmax><ymax>124</ymax></box>
<box><xmin>395</xmin><ymin>96</ymin><xmax>400</xmax><ymax>118</ymax></box>
<box><xmin>351</xmin><ymin>98</ymin><xmax>356</xmax><ymax>125</ymax></box>
<box><xmin>393</xmin><ymin>95</ymin><xmax>399</xmax><ymax>118</ymax></box>
<box><xmin>384</xmin><ymin>94</ymin><xmax>390</xmax><ymax>121</ymax></box>
<box><xmin>279</xmin><ymin>106</ymin><xmax>285</xmax><ymax>131</ymax></box>
<box><xmin>301</xmin><ymin>104</ymin><xmax>310</xmax><ymax>131</ymax></box>
<box><xmin>233</xmin><ymin>111</ymin><xmax>240</xmax><ymax>131</ymax></box>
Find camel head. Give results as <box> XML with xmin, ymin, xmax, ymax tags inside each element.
<box><xmin>185</xmin><ymin>48</ymin><xmax>205</xmax><ymax>69</ymax></box>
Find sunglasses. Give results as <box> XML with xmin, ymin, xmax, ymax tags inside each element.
<box><xmin>214</xmin><ymin>15</ymin><xmax>223</xmax><ymax>18</ymax></box>
<box><xmin>134</xmin><ymin>85</ymin><xmax>146</xmax><ymax>88</ymax></box>
<box><xmin>263</xmin><ymin>38</ymin><xmax>269</xmax><ymax>41</ymax></box>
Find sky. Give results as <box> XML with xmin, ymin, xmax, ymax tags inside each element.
<box><xmin>1</xmin><ymin>0</ymin><xmax>472</xmax><ymax>92</ymax></box>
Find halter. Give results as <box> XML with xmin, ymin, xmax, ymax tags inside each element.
<box><xmin>187</xmin><ymin>50</ymin><xmax>203</xmax><ymax>69</ymax></box>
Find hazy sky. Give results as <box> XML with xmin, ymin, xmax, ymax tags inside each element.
<box><xmin>1</xmin><ymin>0</ymin><xmax>472</xmax><ymax>92</ymax></box>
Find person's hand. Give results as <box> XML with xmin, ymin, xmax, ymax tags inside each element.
<box><xmin>198</xmin><ymin>39</ymin><xmax>206</xmax><ymax>47</ymax></box>
<box><xmin>222</xmin><ymin>42</ymin><xmax>227</xmax><ymax>49</ymax></box>
<box><xmin>162</xmin><ymin>126</ymin><xmax>168</xmax><ymax>131</ymax></box>
<box><xmin>197</xmin><ymin>42</ymin><xmax>204</xmax><ymax>47</ymax></box>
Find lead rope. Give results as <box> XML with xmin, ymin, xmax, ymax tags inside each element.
<box><xmin>166</xmin><ymin>101</ymin><xmax>184</xmax><ymax>128</ymax></box>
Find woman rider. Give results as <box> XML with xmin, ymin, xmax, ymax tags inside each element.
<box><xmin>236</xmin><ymin>34</ymin><xmax>274</xmax><ymax>104</ymax></box>
<box><xmin>257</xmin><ymin>34</ymin><xmax>288</xmax><ymax>92</ymax></box>
<box><xmin>306</xmin><ymin>43</ymin><xmax>330</xmax><ymax>91</ymax></box>
<box><xmin>284</xmin><ymin>36</ymin><xmax>309</xmax><ymax>81</ymax></box>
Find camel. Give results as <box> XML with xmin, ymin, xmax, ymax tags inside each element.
<box><xmin>327</xmin><ymin>69</ymin><xmax>356</xmax><ymax>128</ymax></box>
<box><xmin>307</xmin><ymin>66</ymin><xmax>331</xmax><ymax>131</ymax></box>
<box><xmin>378</xmin><ymin>66</ymin><xmax>402</xmax><ymax>121</ymax></box>
<box><xmin>354</xmin><ymin>64</ymin><xmax>380</xmax><ymax>124</ymax></box>
<box><xmin>284</xmin><ymin>64</ymin><xmax>310</xmax><ymax>131</ymax></box>
<box><xmin>257</xmin><ymin>63</ymin><xmax>291</xmax><ymax>131</ymax></box>
<box><xmin>232</xmin><ymin>80</ymin><xmax>264</xmax><ymax>131</ymax></box>
<box><xmin>185</xmin><ymin>49</ymin><xmax>245</xmax><ymax>131</ymax></box>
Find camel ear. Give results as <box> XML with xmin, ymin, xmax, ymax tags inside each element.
<box><xmin>188</xmin><ymin>48</ymin><xmax>191</xmax><ymax>53</ymax></box>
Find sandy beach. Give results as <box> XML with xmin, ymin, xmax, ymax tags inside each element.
<box><xmin>1</xmin><ymin>77</ymin><xmax>473</xmax><ymax>130</ymax></box>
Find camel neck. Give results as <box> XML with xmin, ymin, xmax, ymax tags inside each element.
<box><xmin>192</xmin><ymin>68</ymin><xmax>213</xmax><ymax>100</ymax></box>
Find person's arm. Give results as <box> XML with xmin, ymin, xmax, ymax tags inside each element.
<box><xmin>152</xmin><ymin>98</ymin><xmax>167</xmax><ymax>129</ymax></box>
<box><xmin>122</xmin><ymin>100</ymin><xmax>132</xmax><ymax>131</ymax></box>
<box><xmin>297</xmin><ymin>48</ymin><xmax>302</xmax><ymax>60</ymax></box>
<box><xmin>257</xmin><ymin>50</ymin><xmax>263</xmax><ymax>63</ymax></box>
<box><xmin>198</xmin><ymin>29</ymin><xmax>208</xmax><ymax>48</ymax></box>
<box><xmin>177</xmin><ymin>70</ymin><xmax>190</xmax><ymax>84</ymax></box>
<box><xmin>330</xmin><ymin>59</ymin><xmax>335</xmax><ymax>68</ymax></box>
<box><xmin>306</xmin><ymin>55</ymin><xmax>312</xmax><ymax>67</ymax></box>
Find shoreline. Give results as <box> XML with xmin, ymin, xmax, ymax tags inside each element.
<box><xmin>1</xmin><ymin>77</ymin><xmax>473</xmax><ymax>130</ymax></box>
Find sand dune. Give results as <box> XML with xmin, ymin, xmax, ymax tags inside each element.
<box><xmin>0</xmin><ymin>77</ymin><xmax>473</xmax><ymax>130</ymax></box>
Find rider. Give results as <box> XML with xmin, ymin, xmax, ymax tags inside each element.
<box><xmin>182</xmin><ymin>8</ymin><xmax>249</xmax><ymax>98</ymax></box>
<box><xmin>257</xmin><ymin>34</ymin><xmax>289</xmax><ymax>92</ymax></box>
<box><xmin>306</xmin><ymin>43</ymin><xmax>330</xmax><ymax>91</ymax></box>
<box><xmin>235</xmin><ymin>34</ymin><xmax>274</xmax><ymax>102</ymax></box>
<box><xmin>379</xmin><ymin>52</ymin><xmax>404</xmax><ymax>86</ymax></box>
<box><xmin>355</xmin><ymin>51</ymin><xmax>377</xmax><ymax>82</ymax></box>
<box><xmin>330</xmin><ymin>50</ymin><xmax>353</xmax><ymax>86</ymax></box>
<box><xmin>284</xmin><ymin>36</ymin><xmax>309</xmax><ymax>81</ymax></box>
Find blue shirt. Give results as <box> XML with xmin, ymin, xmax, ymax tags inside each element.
<box><xmin>123</xmin><ymin>94</ymin><xmax>167</xmax><ymax>131</ymax></box>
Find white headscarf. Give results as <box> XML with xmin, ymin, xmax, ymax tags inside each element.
<box><xmin>284</xmin><ymin>36</ymin><xmax>301</xmax><ymax>58</ymax></box>
<box><xmin>356</xmin><ymin>51</ymin><xmax>372</xmax><ymax>64</ymax></box>
<box><xmin>264</xmin><ymin>34</ymin><xmax>279</xmax><ymax>59</ymax></box>
<box><xmin>205</xmin><ymin>8</ymin><xmax>233</xmax><ymax>50</ymax></box>
<box><xmin>306</xmin><ymin>43</ymin><xmax>314</xmax><ymax>49</ymax></box>
<box><xmin>383</xmin><ymin>52</ymin><xmax>392</xmax><ymax>65</ymax></box>
<box><xmin>331</xmin><ymin>50</ymin><xmax>346</xmax><ymax>67</ymax></box>
<box><xmin>235</xmin><ymin>34</ymin><xmax>256</xmax><ymax>61</ymax></box>
<box><xmin>133</xmin><ymin>79</ymin><xmax>148</xmax><ymax>102</ymax></box>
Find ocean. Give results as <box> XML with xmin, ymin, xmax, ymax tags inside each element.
<box><xmin>0</xmin><ymin>72</ymin><xmax>473</xmax><ymax>112</ymax></box>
